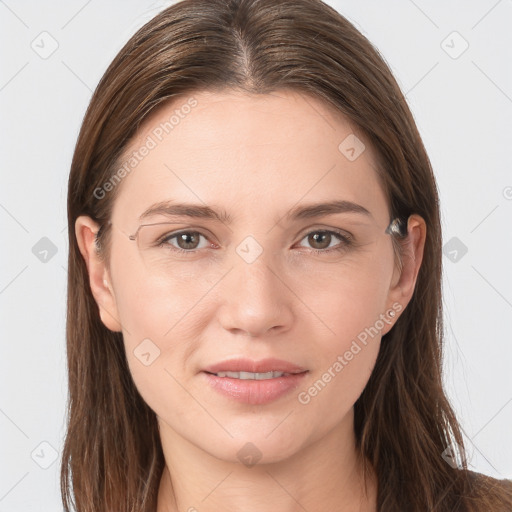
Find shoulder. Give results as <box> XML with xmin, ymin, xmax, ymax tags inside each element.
<box><xmin>463</xmin><ymin>470</ymin><xmax>512</xmax><ymax>511</ymax></box>
<box><xmin>466</xmin><ymin>469</ymin><xmax>512</xmax><ymax>491</ymax></box>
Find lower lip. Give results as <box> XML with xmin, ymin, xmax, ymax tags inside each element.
<box><xmin>201</xmin><ymin>371</ymin><xmax>308</xmax><ymax>405</ymax></box>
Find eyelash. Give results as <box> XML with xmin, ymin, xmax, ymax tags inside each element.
<box><xmin>157</xmin><ymin>229</ymin><xmax>354</xmax><ymax>256</ymax></box>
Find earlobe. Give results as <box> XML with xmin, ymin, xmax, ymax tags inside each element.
<box><xmin>74</xmin><ymin>215</ymin><xmax>123</xmax><ymax>332</ymax></box>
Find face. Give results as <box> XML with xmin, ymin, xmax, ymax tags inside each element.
<box><xmin>79</xmin><ymin>89</ymin><xmax>417</xmax><ymax>465</ymax></box>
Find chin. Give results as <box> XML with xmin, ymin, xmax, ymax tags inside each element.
<box><xmin>200</xmin><ymin>427</ymin><xmax>306</xmax><ymax>467</ymax></box>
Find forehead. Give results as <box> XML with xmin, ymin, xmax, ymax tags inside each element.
<box><xmin>110</xmin><ymin>89</ymin><xmax>389</xmax><ymax>226</ymax></box>
<box><xmin>136</xmin><ymin>88</ymin><xmax>368</xmax><ymax>154</ymax></box>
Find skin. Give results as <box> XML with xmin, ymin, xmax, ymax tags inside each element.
<box><xmin>76</xmin><ymin>89</ymin><xmax>426</xmax><ymax>512</ymax></box>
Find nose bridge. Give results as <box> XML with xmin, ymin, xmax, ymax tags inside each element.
<box><xmin>217</xmin><ymin>235</ymin><xmax>294</xmax><ymax>336</ymax></box>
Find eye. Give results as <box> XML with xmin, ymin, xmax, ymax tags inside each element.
<box><xmin>297</xmin><ymin>229</ymin><xmax>353</xmax><ymax>253</ymax></box>
<box><xmin>160</xmin><ymin>231</ymin><xmax>212</xmax><ymax>252</ymax></box>
<box><xmin>157</xmin><ymin>228</ymin><xmax>353</xmax><ymax>255</ymax></box>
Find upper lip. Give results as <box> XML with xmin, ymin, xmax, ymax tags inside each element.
<box><xmin>202</xmin><ymin>357</ymin><xmax>308</xmax><ymax>374</ymax></box>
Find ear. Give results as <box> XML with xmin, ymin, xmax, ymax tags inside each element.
<box><xmin>381</xmin><ymin>214</ymin><xmax>427</xmax><ymax>335</ymax></box>
<box><xmin>75</xmin><ymin>215</ymin><xmax>123</xmax><ymax>332</ymax></box>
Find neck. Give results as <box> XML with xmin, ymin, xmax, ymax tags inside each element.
<box><xmin>156</xmin><ymin>409</ymin><xmax>378</xmax><ymax>512</ymax></box>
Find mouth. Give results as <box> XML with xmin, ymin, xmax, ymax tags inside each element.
<box><xmin>202</xmin><ymin>357</ymin><xmax>307</xmax><ymax>375</ymax></box>
<box><xmin>204</xmin><ymin>370</ymin><xmax>305</xmax><ymax>379</ymax></box>
<box><xmin>200</xmin><ymin>358</ymin><xmax>309</xmax><ymax>405</ymax></box>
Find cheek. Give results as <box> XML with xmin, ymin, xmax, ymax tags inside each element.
<box><xmin>296</xmin><ymin>334</ymin><xmax>381</xmax><ymax>434</ymax></box>
<box><xmin>112</xmin><ymin>270</ymin><xmax>206</xmax><ymax>422</ymax></box>
<box><xmin>112</xmin><ymin>249</ymin><xmax>211</xmax><ymax>336</ymax></box>
<box><xmin>110</xmin><ymin>259</ymin><xmax>222</xmax><ymax>405</ymax></box>
<box><xmin>113</xmin><ymin>269</ymin><xmax>207</xmax><ymax>366</ymax></box>
<box><xmin>302</xmin><ymin>270</ymin><xmax>385</xmax><ymax>380</ymax></box>
<box><xmin>296</xmin><ymin>248</ymin><xmax>393</xmax><ymax>334</ymax></box>
<box><xmin>292</xmin><ymin>252</ymin><xmax>391</xmax><ymax>413</ymax></box>
<box><xmin>295</xmin><ymin>280</ymin><xmax>384</xmax><ymax>426</ymax></box>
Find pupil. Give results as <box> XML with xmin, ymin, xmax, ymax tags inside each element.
<box><xmin>310</xmin><ymin>232</ymin><xmax>330</xmax><ymax>249</ymax></box>
<box><xmin>178</xmin><ymin>232</ymin><xmax>199</xmax><ymax>250</ymax></box>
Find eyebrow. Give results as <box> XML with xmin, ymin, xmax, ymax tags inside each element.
<box><xmin>138</xmin><ymin>199</ymin><xmax>372</xmax><ymax>224</ymax></box>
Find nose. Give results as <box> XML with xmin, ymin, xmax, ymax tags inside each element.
<box><xmin>216</xmin><ymin>248</ymin><xmax>295</xmax><ymax>338</ymax></box>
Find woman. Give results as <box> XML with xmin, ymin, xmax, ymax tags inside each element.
<box><xmin>62</xmin><ymin>0</ymin><xmax>512</xmax><ymax>510</ymax></box>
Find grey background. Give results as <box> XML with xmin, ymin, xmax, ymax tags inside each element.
<box><xmin>1</xmin><ymin>0</ymin><xmax>511</xmax><ymax>509</ymax></box>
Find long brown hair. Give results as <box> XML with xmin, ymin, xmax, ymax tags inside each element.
<box><xmin>62</xmin><ymin>0</ymin><xmax>512</xmax><ymax>510</ymax></box>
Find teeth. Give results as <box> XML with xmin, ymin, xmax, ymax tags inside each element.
<box><xmin>215</xmin><ymin>371</ymin><xmax>287</xmax><ymax>379</ymax></box>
